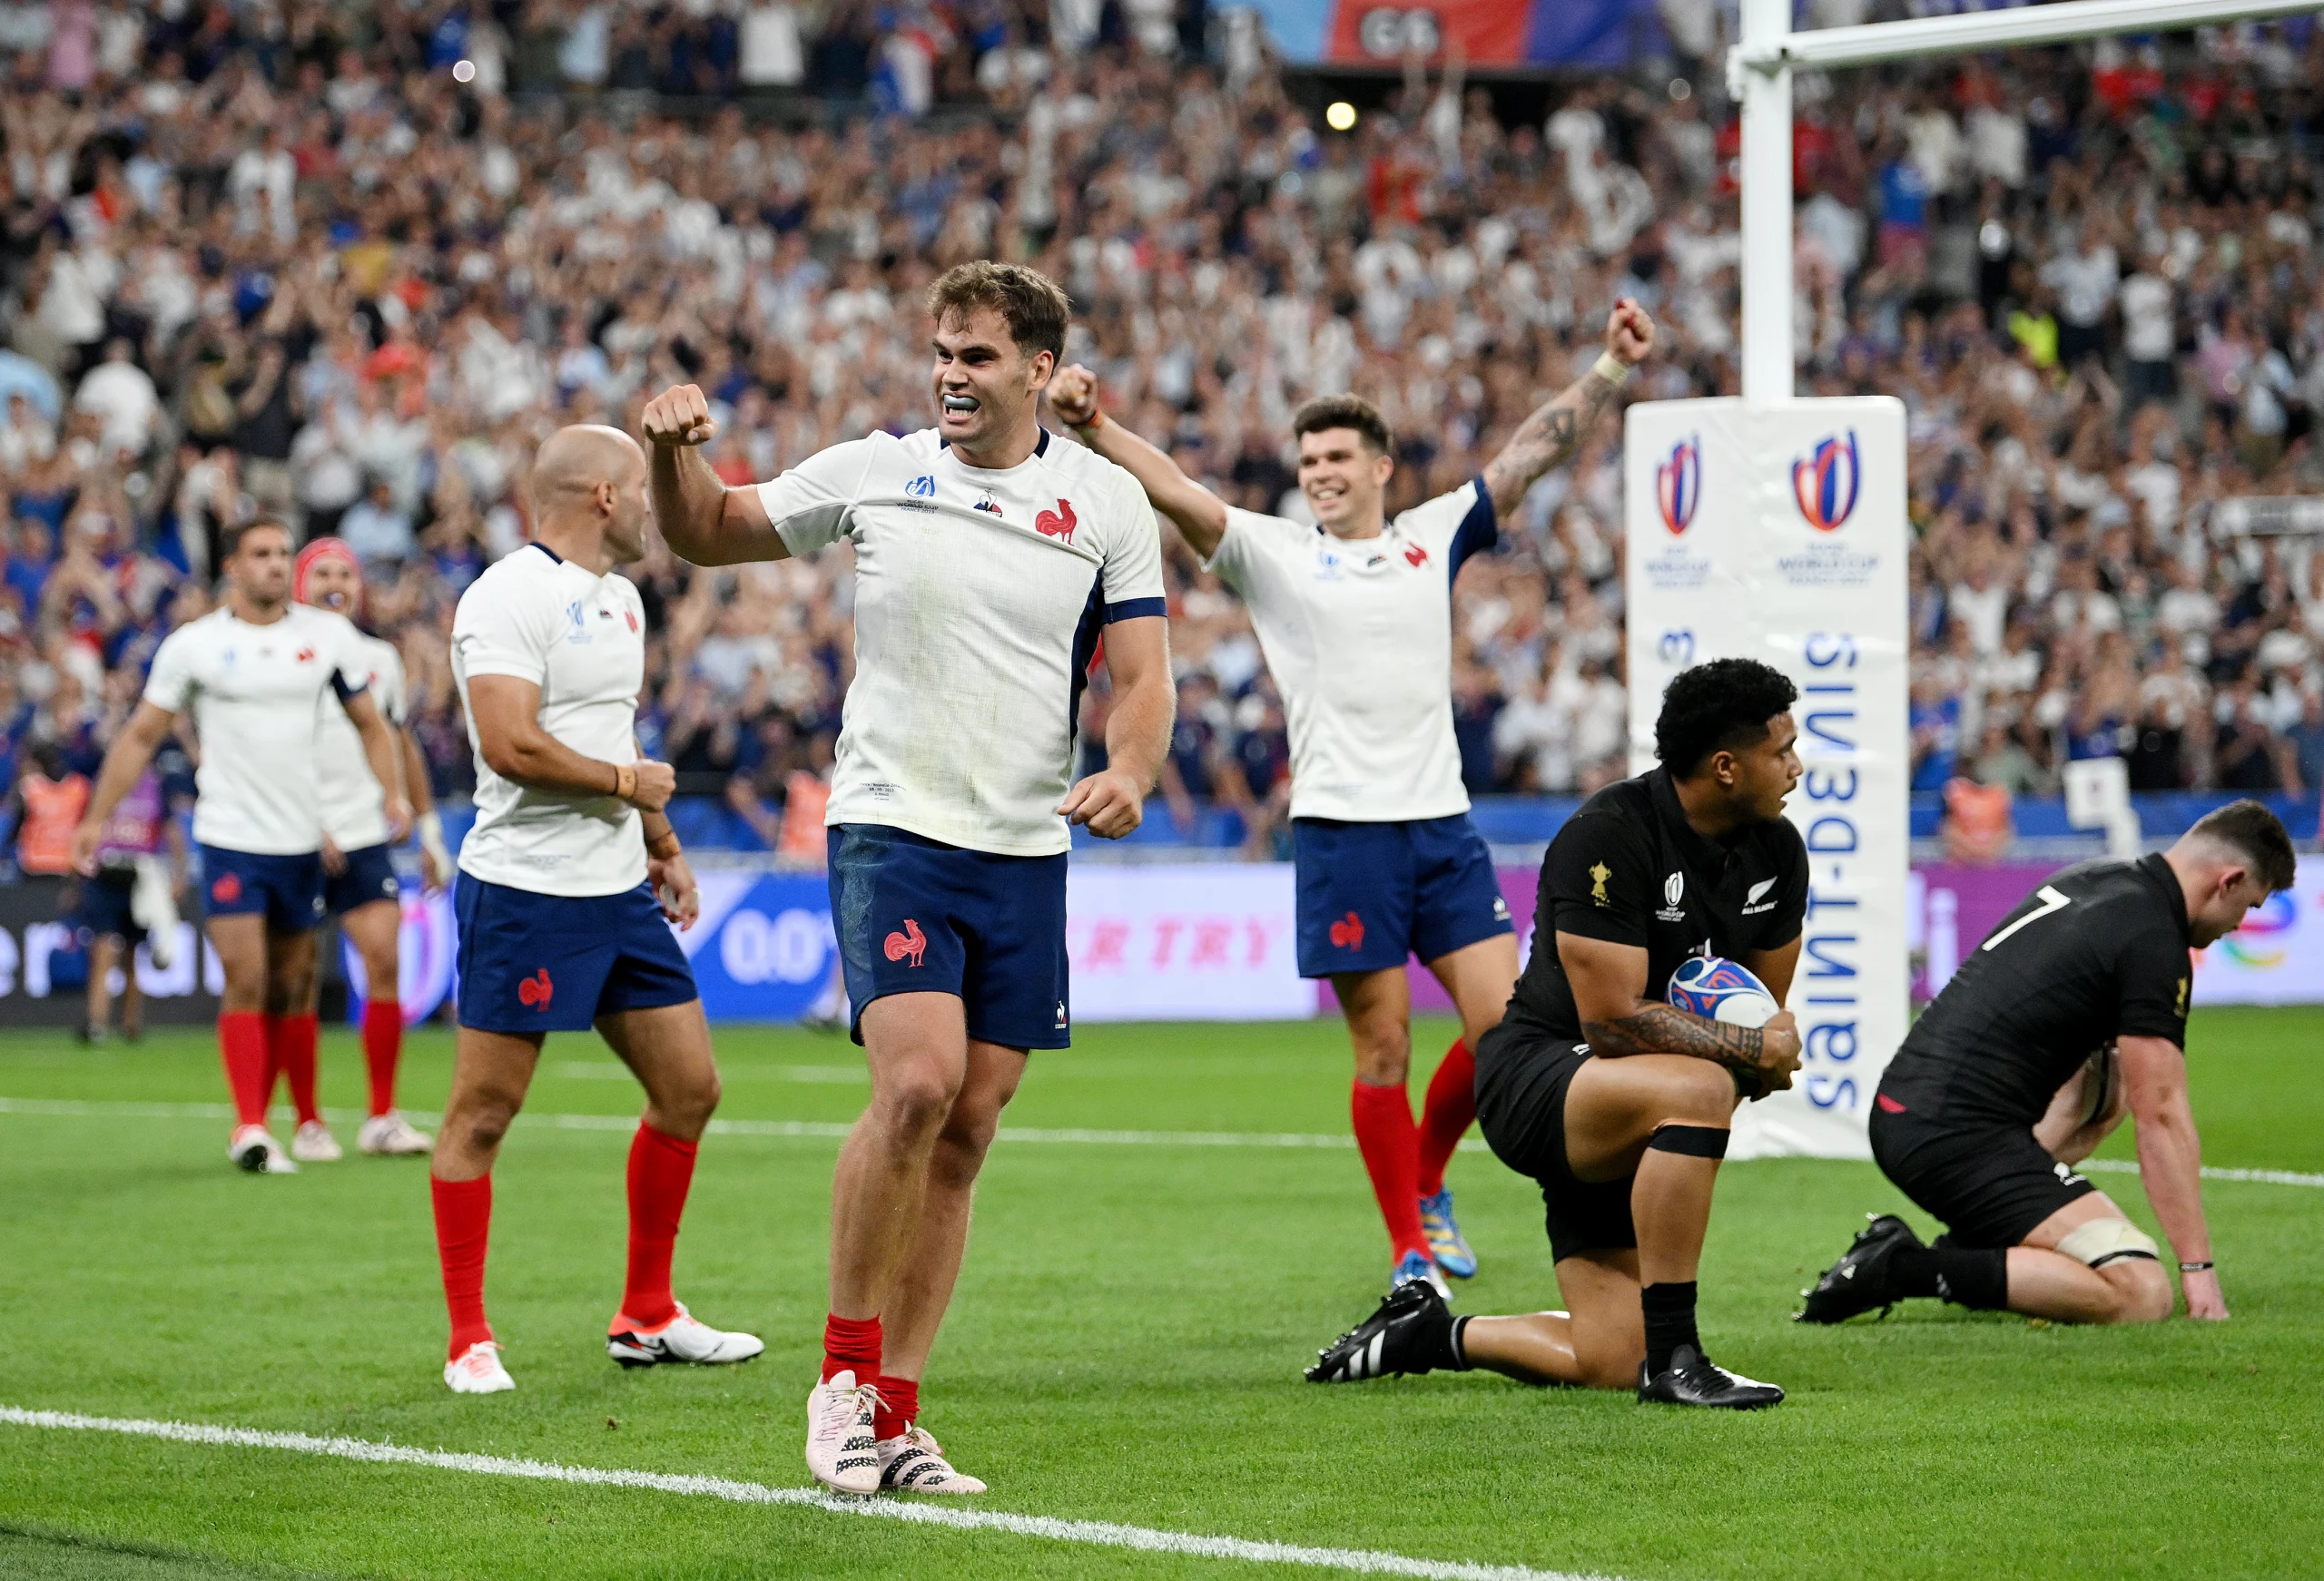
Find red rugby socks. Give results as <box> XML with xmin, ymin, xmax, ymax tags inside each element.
<box><xmin>361</xmin><ymin>999</ymin><xmax>403</xmax><ymax>1118</ymax></box>
<box><xmin>1350</xmin><ymin>1079</ymin><xmax>1429</xmax><ymax>1262</ymax></box>
<box><xmin>1415</xmin><ymin>1037</ymin><xmax>1476</xmax><ymax>1197</ymax></box>
<box><xmin>432</xmin><ymin>1173</ymin><xmax>495</xmax><ymax>1360</ymax></box>
<box><xmin>218</xmin><ymin>1011</ymin><xmax>271</xmax><ymax>1128</ymax></box>
<box><xmin>271</xmin><ymin>1011</ymin><xmax>321</xmax><ymax>1126</ymax></box>
<box><xmin>822</xmin><ymin>1312</ymin><xmax>882</xmax><ymax>1384</ymax></box>
<box><xmin>621</xmin><ymin>1124</ymin><xmax>698</xmax><ymax>1329</ymax></box>
<box><xmin>873</xmin><ymin>1374</ymin><xmax>919</xmax><ymax>1440</ymax></box>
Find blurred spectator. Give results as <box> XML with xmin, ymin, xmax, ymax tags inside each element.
<box><xmin>0</xmin><ymin>13</ymin><xmax>2317</xmax><ymax>865</ymax></box>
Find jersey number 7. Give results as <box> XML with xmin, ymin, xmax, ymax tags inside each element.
<box><xmin>1981</xmin><ymin>884</ymin><xmax>2071</xmax><ymax>952</ymax></box>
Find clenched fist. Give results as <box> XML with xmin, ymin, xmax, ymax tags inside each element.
<box><xmin>641</xmin><ymin>384</ymin><xmax>718</xmax><ymax>447</ymax></box>
<box><xmin>1049</xmin><ymin>364</ymin><xmax>1099</xmax><ymax>428</ymax></box>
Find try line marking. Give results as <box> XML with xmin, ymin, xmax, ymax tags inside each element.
<box><xmin>0</xmin><ymin>1406</ymin><xmax>1607</xmax><ymax>1581</ymax></box>
<box><xmin>6</xmin><ymin>1098</ymin><xmax>2324</xmax><ymax>1185</ymax></box>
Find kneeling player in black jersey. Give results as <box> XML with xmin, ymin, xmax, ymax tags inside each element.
<box><xmin>1308</xmin><ymin>660</ymin><xmax>1807</xmax><ymax>1409</ymax></box>
<box><xmin>1799</xmin><ymin>800</ymin><xmax>2293</xmax><ymax>1328</ymax></box>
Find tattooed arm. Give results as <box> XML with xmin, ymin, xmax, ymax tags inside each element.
<box><xmin>1481</xmin><ymin>299</ymin><xmax>1656</xmax><ymax>519</ymax></box>
<box><xmin>1558</xmin><ymin>931</ymin><xmax>1804</xmax><ymax>1095</ymax></box>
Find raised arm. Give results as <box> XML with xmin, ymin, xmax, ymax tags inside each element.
<box><xmin>1558</xmin><ymin>931</ymin><xmax>1802</xmax><ymax>1095</ymax></box>
<box><xmin>1481</xmin><ymin>299</ymin><xmax>1655</xmax><ymax>519</ymax></box>
<box><xmin>1059</xmin><ymin>615</ymin><xmax>1174</xmax><ymax>840</ymax></box>
<box><xmin>1049</xmin><ymin>365</ymin><xmax>1230</xmax><ymax>559</ymax></box>
<box><xmin>70</xmin><ymin>701</ymin><xmax>179</xmax><ymax>874</ymax></box>
<box><xmin>2117</xmin><ymin>1033</ymin><xmax>2223</xmax><ymax>1319</ymax></box>
<box><xmin>639</xmin><ymin>382</ymin><xmax>791</xmax><ymax>567</ymax></box>
<box><xmin>466</xmin><ymin>674</ymin><xmax>676</xmax><ymax>812</ymax></box>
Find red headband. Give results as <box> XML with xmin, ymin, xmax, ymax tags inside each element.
<box><xmin>294</xmin><ymin>536</ymin><xmax>363</xmax><ymax>613</ymax></box>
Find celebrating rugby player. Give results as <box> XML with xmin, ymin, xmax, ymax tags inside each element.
<box><xmin>1049</xmin><ymin>300</ymin><xmax>1655</xmax><ymax>1294</ymax></box>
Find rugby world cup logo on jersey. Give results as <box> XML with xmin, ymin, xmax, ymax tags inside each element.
<box><xmin>1792</xmin><ymin>430</ymin><xmax>1860</xmax><ymax>533</ymax></box>
<box><xmin>1657</xmin><ymin>871</ymin><xmax>1688</xmax><ymax>921</ymax></box>
<box><xmin>1656</xmin><ymin>434</ymin><xmax>1701</xmax><ymax>535</ymax></box>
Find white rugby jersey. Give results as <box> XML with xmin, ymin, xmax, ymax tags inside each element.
<box><xmin>759</xmin><ymin>427</ymin><xmax>1165</xmax><ymax>857</ymax></box>
<box><xmin>143</xmin><ymin>604</ymin><xmax>374</xmax><ymax>855</ymax></box>
<box><xmin>314</xmin><ymin>630</ymin><xmax>406</xmax><ymax>850</ymax></box>
<box><xmin>1207</xmin><ymin>478</ymin><xmax>1497</xmax><ymax>823</ymax></box>
<box><xmin>450</xmin><ymin>543</ymin><xmax>649</xmax><ymax>898</ymax></box>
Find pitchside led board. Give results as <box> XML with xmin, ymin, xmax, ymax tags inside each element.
<box><xmin>1623</xmin><ymin>398</ymin><xmax>1910</xmax><ymax>1160</ymax></box>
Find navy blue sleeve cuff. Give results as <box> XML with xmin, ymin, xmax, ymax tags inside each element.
<box><xmin>330</xmin><ymin>671</ymin><xmax>369</xmax><ymax>704</ymax></box>
<box><xmin>1462</xmin><ymin>475</ymin><xmax>1499</xmax><ymax>552</ymax></box>
<box><xmin>1104</xmin><ymin>597</ymin><xmax>1168</xmax><ymax>624</ymax></box>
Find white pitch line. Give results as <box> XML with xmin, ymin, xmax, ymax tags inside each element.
<box><xmin>4</xmin><ymin>1097</ymin><xmax>2322</xmax><ymax>1183</ymax></box>
<box><xmin>0</xmin><ymin>1406</ymin><xmax>1604</xmax><ymax>1581</ymax></box>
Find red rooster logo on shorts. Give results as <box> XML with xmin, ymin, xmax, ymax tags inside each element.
<box><xmin>210</xmin><ymin>872</ymin><xmax>242</xmax><ymax>904</ymax></box>
<box><xmin>1328</xmin><ymin>911</ymin><xmax>1364</xmax><ymax>949</ymax></box>
<box><xmin>1034</xmin><ymin>499</ymin><xmax>1078</xmax><ymax>543</ymax></box>
<box><xmin>884</xmin><ymin>918</ymin><xmax>928</xmax><ymax>967</ymax></box>
<box><xmin>517</xmin><ymin>968</ymin><xmax>554</xmax><ymax>1008</ymax></box>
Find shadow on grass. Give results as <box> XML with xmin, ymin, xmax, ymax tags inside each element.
<box><xmin>0</xmin><ymin>1524</ymin><xmax>330</xmax><ymax>1581</ymax></box>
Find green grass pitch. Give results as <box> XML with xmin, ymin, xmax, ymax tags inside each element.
<box><xmin>1</xmin><ymin>1007</ymin><xmax>2320</xmax><ymax>1580</ymax></box>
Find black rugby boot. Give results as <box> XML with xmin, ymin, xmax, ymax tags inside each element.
<box><xmin>1796</xmin><ymin>1213</ymin><xmax>1924</xmax><ymax>1324</ymax></box>
<box><xmin>1637</xmin><ymin>1344</ymin><xmax>1785</xmax><ymax>1409</ymax></box>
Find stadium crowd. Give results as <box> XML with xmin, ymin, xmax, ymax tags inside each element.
<box><xmin>6</xmin><ymin>2</ymin><xmax>2324</xmax><ymax>871</ymax></box>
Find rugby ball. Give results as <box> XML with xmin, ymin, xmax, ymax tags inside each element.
<box><xmin>2075</xmin><ymin>1044</ymin><xmax>2119</xmax><ymax>1129</ymax></box>
<box><xmin>1667</xmin><ymin>956</ymin><xmax>1780</xmax><ymax>1028</ymax></box>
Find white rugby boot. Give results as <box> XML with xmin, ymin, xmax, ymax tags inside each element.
<box><xmin>291</xmin><ymin>1120</ymin><xmax>343</xmax><ymax>1163</ymax></box>
<box><xmin>229</xmin><ymin>1124</ymin><xmax>297</xmax><ymax>1174</ymax></box>
<box><xmin>444</xmin><ymin>1340</ymin><xmax>515</xmax><ymax>1394</ymax></box>
<box><xmin>359</xmin><ymin>1112</ymin><xmax>434</xmax><ymax>1156</ymax></box>
<box><xmin>804</xmin><ymin>1370</ymin><xmax>882</xmax><ymax>1495</ymax></box>
<box><xmin>877</xmin><ymin>1425</ymin><xmax>988</xmax><ymax>1495</ymax></box>
<box><xmin>606</xmin><ymin>1302</ymin><xmax>765</xmax><ymax>1368</ymax></box>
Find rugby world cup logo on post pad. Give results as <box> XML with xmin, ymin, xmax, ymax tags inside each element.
<box><xmin>1656</xmin><ymin>434</ymin><xmax>1700</xmax><ymax>535</ymax></box>
<box><xmin>1792</xmin><ymin>429</ymin><xmax>1861</xmax><ymax>533</ymax></box>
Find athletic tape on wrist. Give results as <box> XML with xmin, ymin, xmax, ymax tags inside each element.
<box><xmin>1646</xmin><ymin>1124</ymin><xmax>1729</xmax><ymax>1159</ymax></box>
<box><xmin>1592</xmin><ymin>352</ymin><xmax>1632</xmax><ymax>387</ymax></box>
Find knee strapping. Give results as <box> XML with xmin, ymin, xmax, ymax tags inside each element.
<box><xmin>2054</xmin><ymin>1217</ymin><xmax>2161</xmax><ymax>1269</ymax></box>
<box><xmin>1647</xmin><ymin>1124</ymin><xmax>1729</xmax><ymax>1159</ymax></box>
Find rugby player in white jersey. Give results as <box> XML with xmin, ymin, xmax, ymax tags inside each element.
<box><xmin>643</xmin><ymin>260</ymin><xmax>1172</xmax><ymax>1496</ymax></box>
<box><xmin>70</xmin><ymin>520</ymin><xmax>409</xmax><ymax>1175</ymax></box>
<box><xmin>292</xmin><ymin>536</ymin><xmax>444</xmax><ymax>1160</ymax></box>
<box><xmin>1049</xmin><ymin>300</ymin><xmax>1656</xmax><ymax>1293</ymax></box>
<box><xmin>430</xmin><ymin>425</ymin><xmax>761</xmax><ymax>1396</ymax></box>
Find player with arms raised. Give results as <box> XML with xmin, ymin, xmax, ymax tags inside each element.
<box><xmin>1305</xmin><ymin>660</ymin><xmax>1807</xmax><ymax>1408</ymax></box>
<box><xmin>70</xmin><ymin>520</ymin><xmax>408</xmax><ymax>1173</ymax></box>
<box><xmin>1797</xmin><ymin>800</ymin><xmax>2292</xmax><ymax>1328</ymax></box>
<box><xmin>428</xmin><ymin>426</ymin><xmax>761</xmax><ymax>1395</ymax></box>
<box><xmin>643</xmin><ymin>260</ymin><xmax>1172</xmax><ymax>1496</ymax></box>
<box><xmin>291</xmin><ymin>537</ymin><xmax>444</xmax><ymax>1159</ymax></box>
<box><xmin>1049</xmin><ymin>302</ymin><xmax>1655</xmax><ymax>1292</ymax></box>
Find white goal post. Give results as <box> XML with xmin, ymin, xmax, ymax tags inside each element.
<box><xmin>1729</xmin><ymin>0</ymin><xmax>2324</xmax><ymax>404</ymax></box>
<box><xmin>1617</xmin><ymin>0</ymin><xmax>2319</xmax><ymax>1157</ymax></box>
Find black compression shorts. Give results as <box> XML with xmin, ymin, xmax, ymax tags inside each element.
<box><xmin>1869</xmin><ymin>1096</ymin><xmax>2097</xmax><ymax>1250</ymax></box>
<box><xmin>1473</xmin><ymin>1021</ymin><xmax>1637</xmax><ymax>1264</ymax></box>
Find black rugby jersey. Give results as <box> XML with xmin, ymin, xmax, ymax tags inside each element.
<box><xmin>1883</xmin><ymin>854</ymin><xmax>2193</xmax><ymax>1128</ymax></box>
<box><xmin>1501</xmin><ymin>769</ymin><xmax>1810</xmax><ymax>1048</ymax></box>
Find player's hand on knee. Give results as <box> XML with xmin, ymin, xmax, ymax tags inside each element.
<box><xmin>625</xmin><ymin>760</ymin><xmax>677</xmax><ymax>811</ymax></box>
<box><xmin>641</xmin><ymin>384</ymin><xmax>716</xmax><ymax>447</ymax></box>
<box><xmin>1059</xmin><ymin>768</ymin><xmax>1144</xmax><ymax>839</ymax></box>
<box><xmin>1752</xmin><ymin>1010</ymin><xmax>1803</xmax><ymax>1093</ymax></box>
<box><xmin>2181</xmin><ymin>1267</ymin><xmax>2229</xmax><ymax>1321</ymax></box>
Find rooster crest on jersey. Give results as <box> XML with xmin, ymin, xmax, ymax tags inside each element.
<box><xmin>1667</xmin><ymin>956</ymin><xmax>1779</xmax><ymax>1028</ymax></box>
<box><xmin>884</xmin><ymin>918</ymin><xmax>927</xmax><ymax>967</ymax></box>
<box><xmin>1034</xmin><ymin>499</ymin><xmax>1077</xmax><ymax>542</ymax></box>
